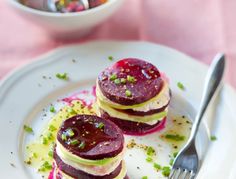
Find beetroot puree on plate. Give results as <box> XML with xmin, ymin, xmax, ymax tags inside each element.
<box><xmin>57</xmin><ymin>115</ymin><xmax>124</xmax><ymax>160</ymax></box>
<box><xmin>98</xmin><ymin>58</ymin><xmax>163</xmax><ymax>105</ymax></box>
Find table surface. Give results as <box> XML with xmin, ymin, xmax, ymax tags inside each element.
<box><xmin>0</xmin><ymin>0</ymin><xmax>235</xmax><ymax>89</ymax></box>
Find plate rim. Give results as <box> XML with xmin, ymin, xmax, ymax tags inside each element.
<box><xmin>1</xmin><ymin>40</ymin><xmax>236</xmax><ymax>96</ymax></box>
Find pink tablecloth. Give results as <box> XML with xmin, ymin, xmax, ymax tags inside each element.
<box><xmin>0</xmin><ymin>1</ymin><xmax>236</xmax><ymax>88</ymax></box>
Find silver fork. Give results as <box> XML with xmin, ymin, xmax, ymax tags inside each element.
<box><xmin>169</xmin><ymin>53</ymin><xmax>225</xmax><ymax>179</ymax></box>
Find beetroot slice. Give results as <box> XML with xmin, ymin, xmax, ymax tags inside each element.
<box><xmin>98</xmin><ymin>58</ymin><xmax>163</xmax><ymax>105</ymax></box>
<box><xmin>100</xmin><ymin>110</ymin><xmax>166</xmax><ymax>136</ymax></box>
<box><xmin>57</xmin><ymin>115</ymin><xmax>124</xmax><ymax>160</ymax></box>
<box><xmin>53</xmin><ymin>148</ymin><xmax>123</xmax><ymax>179</ymax></box>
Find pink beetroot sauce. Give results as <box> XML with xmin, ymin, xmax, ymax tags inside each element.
<box><xmin>61</xmin><ymin>86</ymin><xmax>96</xmax><ymax>109</ymax></box>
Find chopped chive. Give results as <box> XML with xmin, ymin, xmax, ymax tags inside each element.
<box><xmin>169</xmin><ymin>158</ymin><xmax>174</xmax><ymax>166</ymax></box>
<box><xmin>48</xmin><ymin>125</ymin><xmax>57</xmax><ymax>132</ymax></box>
<box><xmin>42</xmin><ymin>137</ymin><xmax>48</xmax><ymax>145</ymax></box>
<box><xmin>66</xmin><ymin>128</ymin><xmax>75</xmax><ymax>137</ymax></box>
<box><xmin>47</xmin><ymin>132</ymin><xmax>54</xmax><ymax>140</ymax></box>
<box><xmin>70</xmin><ymin>139</ymin><xmax>79</xmax><ymax>146</ymax></box>
<box><xmin>23</xmin><ymin>125</ymin><xmax>34</xmax><ymax>134</ymax></box>
<box><xmin>49</xmin><ymin>106</ymin><xmax>56</xmax><ymax>113</ymax></box>
<box><xmin>108</xmin><ymin>56</ymin><xmax>114</xmax><ymax>61</ymax></box>
<box><xmin>48</xmin><ymin>150</ymin><xmax>53</xmax><ymax>158</ymax></box>
<box><xmin>120</xmin><ymin>78</ymin><xmax>126</xmax><ymax>84</ymax></box>
<box><xmin>32</xmin><ymin>153</ymin><xmax>38</xmax><ymax>158</ymax></box>
<box><xmin>173</xmin><ymin>152</ymin><xmax>178</xmax><ymax>158</ymax></box>
<box><xmin>38</xmin><ymin>161</ymin><xmax>52</xmax><ymax>172</ymax></box>
<box><xmin>61</xmin><ymin>133</ymin><xmax>67</xmax><ymax>141</ymax></box>
<box><xmin>153</xmin><ymin>163</ymin><xmax>162</xmax><ymax>170</ymax></box>
<box><xmin>79</xmin><ymin>141</ymin><xmax>86</xmax><ymax>149</ymax></box>
<box><xmin>162</xmin><ymin>166</ymin><xmax>171</xmax><ymax>177</ymax></box>
<box><xmin>127</xmin><ymin>75</ymin><xmax>136</xmax><ymax>83</ymax></box>
<box><xmin>125</xmin><ymin>90</ymin><xmax>132</xmax><ymax>97</ymax></box>
<box><xmin>68</xmin><ymin>108</ymin><xmax>76</xmax><ymax>114</ymax></box>
<box><xmin>146</xmin><ymin>146</ymin><xmax>155</xmax><ymax>157</ymax></box>
<box><xmin>68</xmin><ymin>108</ymin><xmax>77</xmax><ymax>115</ymax></box>
<box><xmin>48</xmin><ymin>143</ymin><xmax>54</xmax><ymax>158</ymax></box>
<box><xmin>56</xmin><ymin>73</ymin><xmax>68</xmax><ymax>80</ymax></box>
<box><xmin>142</xmin><ymin>176</ymin><xmax>148</xmax><ymax>179</ymax></box>
<box><xmin>146</xmin><ymin>157</ymin><xmax>153</xmax><ymax>162</ymax></box>
<box><xmin>210</xmin><ymin>135</ymin><xmax>217</xmax><ymax>141</ymax></box>
<box><xmin>177</xmin><ymin>82</ymin><xmax>185</xmax><ymax>90</ymax></box>
<box><xmin>114</xmin><ymin>79</ymin><xmax>121</xmax><ymax>84</ymax></box>
<box><xmin>165</xmin><ymin>134</ymin><xmax>185</xmax><ymax>141</ymax></box>
<box><xmin>96</xmin><ymin>122</ymin><xmax>105</xmax><ymax>129</ymax></box>
<box><xmin>110</xmin><ymin>74</ymin><xmax>117</xmax><ymax>81</ymax></box>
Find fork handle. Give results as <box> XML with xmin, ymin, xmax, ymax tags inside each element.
<box><xmin>189</xmin><ymin>53</ymin><xmax>225</xmax><ymax>141</ymax></box>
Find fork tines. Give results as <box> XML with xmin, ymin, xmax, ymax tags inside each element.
<box><xmin>169</xmin><ymin>168</ymin><xmax>196</xmax><ymax>179</ymax></box>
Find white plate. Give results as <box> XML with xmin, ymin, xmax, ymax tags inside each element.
<box><xmin>0</xmin><ymin>41</ymin><xmax>236</xmax><ymax>179</ymax></box>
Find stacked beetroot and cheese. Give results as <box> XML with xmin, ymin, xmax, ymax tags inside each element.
<box><xmin>50</xmin><ymin>115</ymin><xmax>127</xmax><ymax>179</ymax></box>
<box><xmin>96</xmin><ymin>58</ymin><xmax>171</xmax><ymax>135</ymax></box>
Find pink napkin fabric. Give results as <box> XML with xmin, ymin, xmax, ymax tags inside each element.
<box><xmin>0</xmin><ymin>0</ymin><xmax>235</xmax><ymax>88</ymax></box>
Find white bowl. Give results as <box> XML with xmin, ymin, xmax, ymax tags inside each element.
<box><xmin>8</xmin><ymin>0</ymin><xmax>124</xmax><ymax>39</ymax></box>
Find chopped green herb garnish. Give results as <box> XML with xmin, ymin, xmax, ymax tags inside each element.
<box><xmin>70</xmin><ymin>139</ymin><xmax>79</xmax><ymax>146</ymax></box>
<box><xmin>210</xmin><ymin>135</ymin><xmax>217</xmax><ymax>141</ymax></box>
<box><xmin>153</xmin><ymin>163</ymin><xmax>162</xmax><ymax>170</ymax></box>
<box><xmin>66</xmin><ymin>128</ymin><xmax>75</xmax><ymax>137</ymax></box>
<box><xmin>23</xmin><ymin>125</ymin><xmax>34</xmax><ymax>133</ymax></box>
<box><xmin>61</xmin><ymin>133</ymin><xmax>67</xmax><ymax>141</ymax></box>
<box><xmin>47</xmin><ymin>132</ymin><xmax>54</xmax><ymax>140</ymax></box>
<box><xmin>68</xmin><ymin>108</ymin><xmax>77</xmax><ymax>115</ymax></box>
<box><xmin>110</xmin><ymin>74</ymin><xmax>117</xmax><ymax>81</ymax></box>
<box><xmin>142</xmin><ymin>176</ymin><xmax>148</xmax><ymax>179</ymax></box>
<box><xmin>114</xmin><ymin>79</ymin><xmax>121</xmax><ymax>84</ymax></box>
<box><xmin>79</xmin><ymin>141</ymin><xmax>86</xmax><ymax>149</ymax></box>
<box><xmin>146</xmin><ymin>146</ymin><xmax>155</xmax><ymax>156</ymax></box>
<box><xmin>49</xmin><ymin>106</ymin><xmax>56</xmax><ymax>113</ymax></box>
<box><xmin>162</xmin><ymin>166</ymin><xmax>171</xmax><ymax>177</ymax></box>
<box><xmin>165</xmin><ymin>134</ymin><xmax>185</xmax><ymax>141</ymax></box>
<box><xmin>173</xmin><ymin>152</ymin><xmax>178</xmax><ymax>158</ymax></box>
<box><xmin>146</xmin><ymin>157</ymin><xmax>153</xmax><ymax>162</ymax></box>
<box><xmin>127</xmin><ymin>75</ymin><xmax>136</xmax><ymax>83</ymax></box>
<box><xmin>108</xmin><ymin>56</ymin><xmax>114</xmax><ymax>61</ymax></box>
<box><xmin>177</xmin><ymin>82</ymin><xmax>185</xmax><ymax>90</ymax></box>
<box><xmin>120</xmin><ymin>78</ymin><xmax>126</xmax><ymax>84</ymax></box>
<box><xmin>38</xmin><ymin>161</ymin><xmax>52</xmax><ymax>172</ymax></box>
<box><xmin>125</xmin><ymin>90</ymin><xmax>132</xmax><ymax>97</ymax></box>
<box><xmin>48</xmin><ymin>150</ymin><xmax>53</xmax><ymax>158</ymax></box>
<box><xmin>42</xmin><ymin>137</ymin><xmax>48</xmax><ymax>145</ymax></box>
<box><xmin>96</xmin><ymin>122</ymin><xmax>105</xmax><ymax>129</ymax></box>
<box><xmin>49</xmin><ymin>125</ymin><xmax>57</xmax><ymax>132</ymax></box>
<box><xmin>48</xmin><ymin>143</ymin><xmax>54</xmax><ymax>158</ymax></box>
<box><xmin>32</xmin><ymin>153</ymin><xmax>38</xmax><ymax>158</ymax></box>
<box><xmin>56</xmin><ymin>73</ymin><xmax>69</xmax><ymax>80</ymax></box>
<box><xmin>169</xmin><ymin>158</ymin><xmax>174</xmax><ymax>166</ymax></box>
